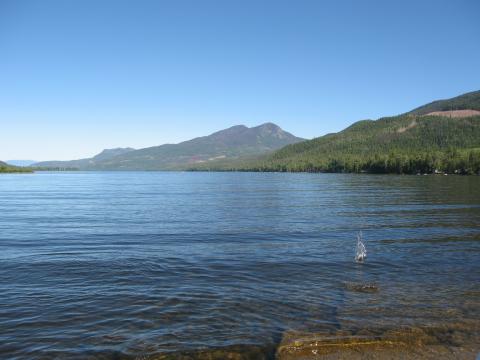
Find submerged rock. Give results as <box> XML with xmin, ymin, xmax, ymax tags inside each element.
<box><xmin>344</xmin><ymin>282</ymin><xmax>379</xmax><ymax>293</ymax></box>
<box><xmin>276</xmin><ymin>322</ymin><xmax>480</xmax><ymax>359</ymax></box>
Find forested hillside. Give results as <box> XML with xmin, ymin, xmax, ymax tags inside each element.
<box><xmin>192</xmin><ymin>90</ymin><xmax>480</xmax><ymax>174</ymax></box>
<box><xmin>408</xmin><ymin>90</ymin><xmax>480</xmax><ymax>115</ymax></box>
<box><xmin>239</xmin><ymin>114</ymin><xmax>480</xmax><ymax>174</ymax></box>
<box><xmin>0</xmin><ymin>161</ymin><xmax>33</xmax><ymax>173</ymax></box>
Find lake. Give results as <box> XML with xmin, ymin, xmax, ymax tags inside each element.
<box><xmin>0</xmin><ymin>172</ymin><xmax>479</xmax><ymax>358</ymax></box>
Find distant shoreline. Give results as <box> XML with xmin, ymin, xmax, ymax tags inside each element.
<box><xmin>20</xmin><ymin>168</ymin><xmax>480</xmax><ymax>176</ymax></box>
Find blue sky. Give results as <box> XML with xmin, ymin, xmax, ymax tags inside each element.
<box><xmin>1</xmin><ymin>0</ymin><xmax>479</xmax><ymax>160</ymax></box>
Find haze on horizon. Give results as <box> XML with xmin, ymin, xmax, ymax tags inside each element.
<box><xmin>1</xmin><ymin>0</ymin><xmax>479</xmax><ymax>161</ymax></box>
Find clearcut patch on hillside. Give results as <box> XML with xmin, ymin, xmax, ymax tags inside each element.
<box><xmin>425</xmin><ymin>110</ymin><xmax>480</xmax><ymax>118</ymax></box>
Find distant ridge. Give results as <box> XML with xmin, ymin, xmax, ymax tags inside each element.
<box><xmin>34</xmin><ymin>123</ymin><xmax>303</xmax><ymax>170</ymax></box>
<box><xmin>33</xmin><ymin>147</ymin><xmax>135</xmax><ymax>169</ymax></box>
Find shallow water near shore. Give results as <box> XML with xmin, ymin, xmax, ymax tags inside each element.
<box><xmin>0</xmin><ymin>172</ymin><xmax>479</xmax><ymax>359</ymax></box>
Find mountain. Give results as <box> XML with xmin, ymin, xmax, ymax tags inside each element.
<box><xmin>30</xmin><ymin>91</ymin><xmax>480</xmax><ymax>174</ymax></box>
<box><xmin>89</xmin><ymin>123</ymin><xmax>304</xmax><ymax>170</ymax></box>
<box><xmin>33</xmin><ymin>147</ymin><xmax>135</xmax><ymax>169</ymax></box>
<box><xmin>34</xmin><ymin>123</ymin><xmax>303</xmax><ymax>170</ymax></box>
<box><xmin>213</xmin><ymin>90</ymin><xmax>480</xmax><ymax>174</ymax></box>
<box><xmin>6</xmin><ymin>160</ymin><xmax>37</xmax><ymax>167</ymax></box>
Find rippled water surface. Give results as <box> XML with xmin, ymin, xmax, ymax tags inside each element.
<box><xmin>1</xmin><ymin>172</ymin><xmax>479</xmax><ymax>358</ymax></box>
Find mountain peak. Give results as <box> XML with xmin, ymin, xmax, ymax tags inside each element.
<box><xmin>252</xmin><ymin>122</ymin><xmax>297</xmax><ymax>140</ymax></box>
<box><xmin>257</xmin><ymin>122</ymin><xmax>281</xmax><ymax>129</ymax></box>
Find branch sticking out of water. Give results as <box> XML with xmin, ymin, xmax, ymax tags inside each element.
<box><xmin>355</xmin><ymin>231</ymin><xmax>367</xmax><ymax>263</ymax></box>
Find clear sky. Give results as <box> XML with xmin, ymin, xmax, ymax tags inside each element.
<box><xmin>1</xmin><ymin>0</ymin><xmax>479</xmax><ymax>161</ymax></box>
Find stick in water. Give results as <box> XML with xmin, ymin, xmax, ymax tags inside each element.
<box><xmin>355</xmin><ymin>231</ymin><xmax>367</xmax><ymax>263</ymax></box>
